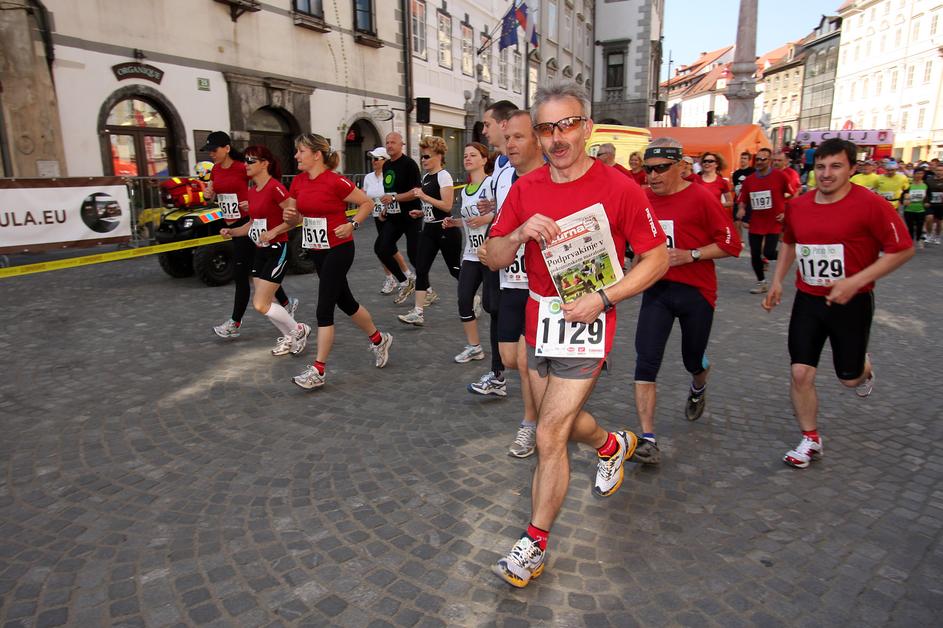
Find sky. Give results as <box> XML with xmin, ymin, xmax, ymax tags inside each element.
<box><xmin>662</xmin><ymin>0</ymin><xmax>844</xmax><ymax>73</ymax></box>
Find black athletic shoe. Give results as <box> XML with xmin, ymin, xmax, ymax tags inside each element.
<box><xmin>685</xmin><ymin>387</ymin><xmax>706</xmax><ymax>421</ymax></box>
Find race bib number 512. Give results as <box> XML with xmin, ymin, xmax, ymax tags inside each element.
<box><xmin>302</xmin><ymin>217</ymin><xmax>330</xmax><ymax>249</ymax></box>
<box><xmin>797</xmin><ymin>243</ymin><xmax>845</xmax><ymax>286</ymax></box>
<box><xmin>218</xmin><ymin>193</ymin><xmax>241</xmax><ymax>220</ymax></box>
<box><xmin>535</xmin><ymin>297</ymin><xmax>605</xmax><ymax>358</ymax></box>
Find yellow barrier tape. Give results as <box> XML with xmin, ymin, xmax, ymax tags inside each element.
<box><xmin>0</xmin><ymin>235</ymin><xmax>225</xmax><ymax>279</ymax></box>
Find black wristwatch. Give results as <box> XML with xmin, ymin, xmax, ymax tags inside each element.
<box><xmin>597</xmin><ymin>289</ymin><xmax>615</xmax><ymax>312</ymax></box>
<box><xmin>690</xmin><ymin>248</ymin><xmax>702</xmax><ymax>261</ymax></box>
<box><xmin>352</xmin><ymin>220</ymin><xmax>361</xmax><ymax>230</ymax></box>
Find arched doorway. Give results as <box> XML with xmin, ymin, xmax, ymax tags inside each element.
<box><xmin>104</xmin><ymin>98</ymin><xmax>172</xmax><ymax>176</ymax></box>
<box><xmin>344</xmin><ymin>119</ymin><xmax>381</xmax><ymax>175</ymax></box>
<box><xmin>248</xmin><ymin>107</ymin><xmax>297</xmax><ymax>176</ymax></box>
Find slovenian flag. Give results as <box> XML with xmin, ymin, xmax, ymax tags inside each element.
<box><xmin>515</xmin><ymin>2</ymin><xmax>539</xmax><ymax>48</ymax></box>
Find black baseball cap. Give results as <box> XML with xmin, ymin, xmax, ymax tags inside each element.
<box><xmin>200</xmin><ymin>131</ymin><xmax>232</xmax><ymax>151</ymax></box>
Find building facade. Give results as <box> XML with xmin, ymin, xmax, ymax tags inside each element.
<box><xmin>832</xmin><ymin>0</ymin><xmax>943</xmax><ymax>160</ymax></box>
<box><xmin>659</xmin><ymin>46</ymin><xmax>735</xmax><ymax>127</ymax></box>
<box><xmin>798</xmin><ymin>14</ymin><xmax>841</xmax><ymax>132</ymax></box>
<box><xmin>760</xmin><ymin>44</ymin><xmax>805</xmax><ymax>149</ymax></box>
<box><xmin>592</xmin><ymin>0</ymin><xmax>664</xmax><ymax>127</ymax></box>
<box><xmin>8</xmin><ymin>0</ymin><xmax>406</xmax><ymax>178</ymax></box>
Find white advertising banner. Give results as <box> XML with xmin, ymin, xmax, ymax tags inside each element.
<box><xmin>0</xmin><ymin>178</ymin><xmax>131</xmax><ymax>252</ymax></box>
<box><xmin>796</xmin><ymin>129</ymin><xmax>894</xmax><ymax>146</ymax></box>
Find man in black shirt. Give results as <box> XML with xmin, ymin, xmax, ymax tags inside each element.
<box><xmin>376</xmin><ymin>132</ymin><xmax>422</xmax><ymax>302</ymax></box>
<box><xmin>731</xmin><ymin>151</ymin><xmax>755</xmax><ymax>244</ymax></box>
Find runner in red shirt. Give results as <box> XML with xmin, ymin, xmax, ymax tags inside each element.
<box><xmin>484</xmin><ymin>83</ymin><xmax>668</xmax><ymax>588</ymax></box>
<box><xmin>280</xmin><ymin>133</ymin><xmax>393</xmax><ymax>390</ymax></box>
<box><xmin>737</xmin><ymin>147</ymin><xmax>795</xmax><ymax>294</ymax></box>
<box><xmin>219</xmin><ymin>145</ymin><xmax>309</xmax><ymax>357</ymax></box>
<box><xmin>627</xmin><ymin>151</ymin><xmax>648</xmax><ymax>186</ymax></box>
<box><xmin>773</xmin><ymin>150</ymin><xmax>801</xmax><ymax>193</ymax></box>
<box><xmin>629</xmin><ymin>138</ymin><xmax>741</xmax><ymax>465</ymax></box>
<box><xmin>762</xmin><ymin>138</ymin><xmax>914</xmax><ymax>469</ymax></box>
<box><xmin>697</xmin><ymin>151</ymin><xmax>732</xmax><ymax>209</ymax></box>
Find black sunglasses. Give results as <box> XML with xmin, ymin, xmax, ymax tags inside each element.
<box><xmin>372</xmin><ymin>157</ymin><xmax>385</xmax><ymax>161</ymax></box>
<box><xmin>245</xmin><ymin>157</ymin><xmax>261</xmax><ymax>165</ymax></box>
<box><xmin>643</xmin><ymin>163</ymin><xmax>675</xmax><ymax>174</ymax></box>
<box><xmin>755</xmin><ymin>156</ymin><xmax>770</xmax><ymax>162</ymax></box>
<box><xmin>701</xmin><ymin>159</ymin><xmax>717</xmax><ymax>164</ymax></box>
<box><xmin>420</xmin><ymin>155</ymin><xmax>432</xmax><ymax>160</ymax></box>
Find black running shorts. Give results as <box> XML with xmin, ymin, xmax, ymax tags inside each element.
<box><xmin>496</xmin><ymin>287</ymin><xmax>528</xmax><ymax>342</ymax></box>
<box><xmin>787</xmin><ymin>289</ymin><xmax>873</xmax><ymax>380</ymax></box>
<box><xmin>252</xmin><ymin>242</ymin><xmax>289</xmax><ymax>283</ymax></box>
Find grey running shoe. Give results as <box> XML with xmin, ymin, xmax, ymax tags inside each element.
<box><xmin>685</xmin><ymin>387</ymin><xmax>706</xmax><ymax>421</ymax></box>
<box><xmin>290</xmin><ymin>323</ymin><xmax>311</xmax><ymax>355</ymax></box>
<box><xmin>508</xmin><ymin>424</ymin><xmax>537</xmax><ymax>458</ymax></box>
<box><xmin>293</xmin><ymin>365</ymin><xmax>325</xmax><ymax>390</ymax></box>
<box><xmin>749</xmin><ymin>281</ymin><xmax>768</xmax><ymax>294</ymax></box>
<box><xmin>393</xmin><ymin>277</ymin><xmax>416</xmax><ymax>304</ymax></box>
<box><xmin>454</xmin><ymin>344</ymin><xmax>485</xmax><ymax>363</ymax></box>
<box><xmin>380</xmin><ymin>275</ymin><xmax>397</xmax><ymax>294</ymax></box>
<box><xmin>398</xmin><ymin>308</ymin><xmax>424</xmax><ymax>326</ymax></box>
<box><xmin>424</xmin><ymin>287</ymin><xmax>439</xmax><ymax>307</ymax></box>
<box><xmin>467</xmin><ymin>371</ymin><xmax>507</xmax><ymax>397</ymax></box>
<box><xmin>630</xmin><ymin>438</ymin><xmax>661</xmax><ymax>465</ymax></box>
<box><xmin>371</xmin><ymin>332</ymin><xmax>393</xmax><ymax>368</ymax></box>
<box><xmin>214</xmin><ymin>319</ymin><xmax>240</xmax><ymax>338</ymax></box>
<box><xmin>271</xmin><ymin>335</ymin><xmax>293</xmax><ymax>356</ymax></box>
<box><xmin>855</xmin><ymin>353</ymin><xmax>874</xmax><ymax>398</ymax></box>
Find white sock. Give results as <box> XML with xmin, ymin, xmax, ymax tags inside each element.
<box><xmin>265</xmin><ymin>302</ymin><xmax>296</xmax><ymax>335</ymax></box>
<box><xmin>415</xmin><ymin>306</ymin><xmax>424</xmax><ymax>315</ymax></box>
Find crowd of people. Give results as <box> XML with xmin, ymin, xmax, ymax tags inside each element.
<box><xmin>198</xmin><ymin>81</ymin><xmax>916</xmax><ymax>589</ymax></box>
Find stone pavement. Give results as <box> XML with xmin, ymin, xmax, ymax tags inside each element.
<box><xmin>1</xmin><ymin>227</ymin><xmax>941</xmax><ymax>627</ymax></box>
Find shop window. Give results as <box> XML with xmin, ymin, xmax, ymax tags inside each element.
<box><xmin>105</xmin><ymin>98</ymin><xmax>170</xmax><ymax>177</ymax></box>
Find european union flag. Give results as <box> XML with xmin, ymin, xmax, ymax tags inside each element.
<box><xmin>498</xmin><ymin>6</ymin><xmax>518</xmax><ymax>50</ymax></box>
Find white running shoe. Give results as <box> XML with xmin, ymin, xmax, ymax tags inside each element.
<box><xmin>271</xmin><ymin>335</ymin><xmax>293</xmax><ymax>356</ymax></box>
<box><xmin>467</xmin><ymin>371</ymin><xmax>507</xmax><ymax>397</ymax></box>
<box><xmin>380</xmin><ymin>275</ymin><xmax>397</xmax><ymax>294</ymax></box>
<box><xmin>593</xmin><ymin>431</ymin><xmax>637</xmax><ymax>497</ymax></box>
<box><xmin>783</xmin><ymin>436</ymin><xmax>823</xmax><ymax>469</ymax></box>
<box><xmin>749</xmin><ymin>281</ymin><xmax>768</xmax><ymax>294</ymax></box>
<box><xmin>473</xmin><ymin>294</ymin><xmax>483</xmax><ymax>318</ymax></box>
<box><xmin>290</xmin><ymin>323</ymin><xmax>311</xmax><ymax>355</ymax></box>
<box><xmin>393</xmin><ymin>277</ymin><xmax>416</xmax><ymax>304</ymax></box>
<box><xmin>454</xmin><ymin>344</ymin><xmax>485</xmax><ymax>363</ymax></box>
<box><xmin>371</xmin><ymin>332</ymin><xmax>393</xmax><ymax>368</ymax></box>
<box><xmin>424</xmin><ymin>288</ymin><xmax>439</xmax><ymax>307</ymax></box>
<box><xmin>855</xmin><ymin>353</ymin><xmax>874</xmax><ymax>398</ymax></box>
<box><xmin>492</xmin><ymin>535</ymin><xmax>546</xmax><ymax>588</ymax></box>
<box><xmin>286</xmin><ymin>297</ymin><xmax>300</xmax><ymax>319</ymax></box>
<box><xmin>292</xmin><ymin>366</ymin><xmax>325</xmax><ymax>390</ymax></box>
<box><xmin>214</xmin><ymin>319</ymin><xmax>241</xmax><ymax>339</ymax></box>
<box><xmin>508</xmin><ymin>424</ymin><xmax>537</xmax><ymax>458</ymax></box>
<box><xmin>398</xmin><ymin>308</ymin><xmax>424</xmax><ymax>326</ymax></box>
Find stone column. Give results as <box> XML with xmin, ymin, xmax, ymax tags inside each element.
<box><xmin>725</xmin><ymin>0</ymin><xmax>758</xmax><ymax>125</ymax></box>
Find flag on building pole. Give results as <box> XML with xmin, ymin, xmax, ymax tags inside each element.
<box><xmin>515</xmin><ymin>2</ymin><xmax>539</xmax><ymax>48</ymax></box>
<box><xmin>498</xmin><ymin>5</ymin><xmax>518</xmax><ymax>50</ymax></box>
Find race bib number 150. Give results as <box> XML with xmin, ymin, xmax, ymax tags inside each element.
<box><xmin>535</xmin><ymin>297</ymin><xmax>605</xmax><ymax>358</ymax></box>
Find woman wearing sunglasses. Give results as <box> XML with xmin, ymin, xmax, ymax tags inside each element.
<box><xmin>362</xmin><ymin>147</ymin><xmax>412</xmax><ymax>295</ymax></box>
<box><xmin>698</xmin><ymin>152</ymin><xmax>732</xmax><ymax>210</ymax></box>
<box><xmin>398</xmin><ymin>136</ymin><xmax>462</xmax><ymax>326</ymax></box>
<box><xmin>219</xmin><ymin>146</ymin><xmax>309</xmax><ymax>356</ymax></box>
<box><xmin>282</xmin><ymin>133</ymin><xmax>393</xmax><ymax>390</ymax></box>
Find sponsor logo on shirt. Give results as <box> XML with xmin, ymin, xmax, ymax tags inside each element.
<box><xmin>644</xmin><ymin>207</ymin><xmax>658</xmax><ymax>237</ymax></box>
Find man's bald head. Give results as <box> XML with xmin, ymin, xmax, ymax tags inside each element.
<box><xmin>385</xmin><ymin>132</ymin><xmax>405</xmax><ymax>159</ymax></box>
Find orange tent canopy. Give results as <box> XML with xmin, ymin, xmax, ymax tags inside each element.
<box><xmin>649</xmin><ymin>124</ymin><xmax>771</xmax><ymax>175</ymax></box>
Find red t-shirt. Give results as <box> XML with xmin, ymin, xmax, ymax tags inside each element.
<box><xmin>698</xmin><ymin>174</ymin><xmax>731</xmax><ymax>204</ymax></box>
<box><xmin>628</xmin><ymin>169</ymin><xmax>647</xmax><ymax>186</ymax></box>
<box><xmin>247</xmin><ymin>178</ymin><xmax>289</xmax><ymax>244</ymax></box>
<box><xmin>783</xmin><ymin>185</ymin><xmax>912</xmax><ymax>297</ymax></box>
<box><xmin>737</xmin><ymin>168</ymin><xmax>794</xmax><ymax>235</ymax></box>
<box><xmin>210</xmin><ymin>160</ymin><xmax>249</xmax><ymax>222</ymax></box>
<box><xmin>780</xmin><ymin>166</ymin><xmax>801</xmax><ymax>192</ymax></box>
<box><xmin>488</xmin><ymin>160</ymin><xmax>666</xmax><ymax>354</ymax></box>
<box><xmin>683</xmin><ymin>173</ymin><xmax>703</xmax><ymax>184</ymax></box>
<box><xmin>289</xmin><ymin>170</ymin><xmax>356</xmax><ymax>248</ymax></box>
<box><xmin>645</xmin><ymin>183</ymin><xmax>741</xmax><ymax>307</ymax></box>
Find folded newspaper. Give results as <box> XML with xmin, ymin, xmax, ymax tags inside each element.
<box><xmin>541</xmin><ymin>203</ymin><xmax>624</xmax><ymax>304</ymax></box>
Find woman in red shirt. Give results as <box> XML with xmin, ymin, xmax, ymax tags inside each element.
<box><xmin>281</xmin><ymin>133</ymin><xmax>393</xmax><ymax>390</ymax></box>
<box><xmin>220</xmin><ymin>145</ymin><xmax>309</xmax><ymax>357</ymax></box>
<box><xmin>698</xmin><ymin>152</ymin><xmax>732</xmax><ymax>210</ymax></box>
<box><xmin>203</xmin><ymin>131</ymin><xmax>295</xmax><ymax>339</ymax></box>
<box><xmin>628</xmin><ymin>151</ymin><xmax>647</xmax><ymax>186</ymax></box>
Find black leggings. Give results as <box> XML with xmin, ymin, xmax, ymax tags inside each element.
<box><xmin>482</xmin><ymin>267</ymin><xmax>504</xmax><ymax>374</ymax></box>
<box><xmin>375</xmin><ymin>213</ymin><xmax>421</xmax><ymax>282</ymax></box>
<box><xmin>904</xmin><ymin>212</ymin><xmax>925</xmax><ymax>243</ymax></box>
<box><xmin>749</xmin><ymin>233</ymin><xmax>780</xmax><ymax>281</ymax></box>
<box><xmin>457</xmin><ymin>260</ymin><xmax>485</xmax><ymax>321</ymax></box>
<box><xmin>414</xmin><ymin>223</ymin><xmax>462</xmax><ymax>291</ymax></box>
<box><xmin>634</xmin><ymin>281</ymin><xmax>714</xmax><ymax>382</ymax></box>
<box><xmin>231</xmin><ymin>235</ymin><xmax>288</xmax><ymax>322</ymax></box>
<box><xmin>308</xmin><ymin>241</ymin><xmax>360</xmax><ymax>327</ymax></box>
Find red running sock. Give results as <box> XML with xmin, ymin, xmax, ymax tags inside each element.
<box><xmin>368</xmin><ymin>330</ymin><xmax>382</xmax><ymax>345</ymax></box>
<box><xmin>314</xmin><ymin>361</ymin><xmax>326</xmax><ymax>375</ymax></box>
<box><xmin>526</xmin><ymin>523</ymin><xmax>549</xmax><ymax>551</ymax></box>
<box><xmin>597</xmin><ymin>432</ymin><xmax>618</xmax><ymax>457</ymax></box>
<box><xmin>802</xmin><ymin>429</ymin><xmax>820</xmax><ymax>443</ymax></box>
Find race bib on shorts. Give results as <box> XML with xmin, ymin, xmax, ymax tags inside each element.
<box><xmin>796</xmin><ymin>243</ymin><xmax>845</xmax><ymax>287</ymax></box>
<box><xmin>248</xmin><ymin>218</ymin><xmax>267</xmax><ymax>246</ymax></box>
<box><xmin>749</xmin><ymin>190</ymin><xmax>772</xmax><ymax>210</ymax></box>
<box><xmin>218</xmin><ymin>193</ymin><xmax>241</xmax><ymax>220</ymax></box>
<box><xmin>302</xmin><ymin>216</ymin><xmax>330</xmax><ymax>249</ymax></box>
<box><xmin>421</xmin><ymin>201</ymin><xmax>435</xmax><ymax>222</ymax></box>
<box><xmin>501</xmin><ymin>245</ymin><xmax>528</xmax><ymax>285</ymax></box>
<box><xmin>535</xmin><ymin>296</ymin><xmax>605</xmax><ymax>358</ymax></box>
<box><xmin>659</xmin><ymin>220</ymin><xmax>675</xmax><ymax>249</ymax></box>
<box><xmin>910</xmin><ymin>189</ymin><xmax>926</xmax><ymax>202</ymax></box>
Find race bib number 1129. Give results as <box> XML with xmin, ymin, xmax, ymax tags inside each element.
<box><xmin>796</xmin><ymin>243</ymin><xmax>845</xmax><ymax>286</ymax></box>
<box><xmin>535</xmin><ymin>297</ymin><xmax>605</xmax><ymax>358</ymax></box>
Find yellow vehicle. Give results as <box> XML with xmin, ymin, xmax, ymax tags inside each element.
<box><xmin>586</xmin><ymin>124</ymin><xmax>652</xmax><ymax>168</ymax></box>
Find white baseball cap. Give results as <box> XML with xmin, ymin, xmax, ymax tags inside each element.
<box><xmin>368</xmin><ymin>147</ymin><xmax>390</xmax><ymax>159</ymax></box>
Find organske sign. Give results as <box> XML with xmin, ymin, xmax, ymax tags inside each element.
<box><xmin>112</xmin><ymin>62</ymin><xmax>164</xmax><ymax>84</ymax></box>
<box><xmin>796</xmin><ymin>129</ymin><xmax>894</xmax><ymax>145</ymax></box>
<box><xmin>0</xmin><ymin>178</ymin><xmax>132</xmax><ymax>252</ymax></box>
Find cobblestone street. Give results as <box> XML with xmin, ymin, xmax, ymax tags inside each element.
<box><xmin>1</xmin><ymin>228</ymin><xmax>941</xmax><ymax>627</ymax></box>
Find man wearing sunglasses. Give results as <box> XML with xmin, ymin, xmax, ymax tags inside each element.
<box><xmin>484</xmin><ymin>83</ymin><xmax>669</xmax><ymax>588</ymax></box>
<box><xmin>736</xmin><ymin>147</ymin><xmax>796</xmax><ymax>294</ymax></box>
<box><xmin>628</xmin><ymin>138</ymin><xmax>741</xmax><ymax>466</ymax></box>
